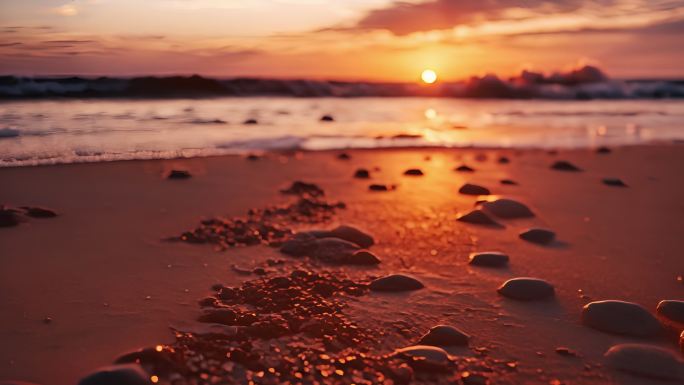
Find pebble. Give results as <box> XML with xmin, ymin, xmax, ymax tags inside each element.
<box><xmin>596</xmin><ymin>146</ymin><xmax>611</xmax><ymax>154</ymax></box>
<box><xmin>457</xmin><ymin>210</ymin><xmax>502</xmax><ymax>227</ymax></box>
<box><xmin>500</xmin><ymin>179</ymin><xmax>518</xmax><ymax>185</ymax></box>
<box><xmin>497</xmin><ymin>278</ymin><xmax>555</xmax><ymax>301</ymax></box>
<box><xmin>418</xmin><ymin>325</ymin><xmax>469</xmax><ymax>346</ymax></box>
<box><xmin>519</xmin><ymin>228</ymin><xmax>556</xmax><ymax>245</ymax></box>
<box><xmin>243</xmin><ymin>118</ymin><xmax>258</xmax><ymax>125</ymax></box>
<box><xmin>346</xmin><ymin>250</ymin><xmax>381</xmax><ymax>265</ymax></box>
<box><xmin>309</xmin><ymin>238</ymin><xmax>361</xmax><ymax>263</ymax></box>
<box><xmin>454</xmin><ymin>165</ymin><xmax>475</xmax><ymax>172</ymax></box>
<box><xmin>551</xmin><ymin>160</ymin><xmax>582</xmax><ymax>171</ymax></box>
<box><xmin>320</xmin><ymin>115</ymin><xmax>334</xmax><ymax>122</ymax></box>
<box><xmin>370</xmin><ymin>274</ymin><xmax>424</xmax><ymax>292</ymax></box>
<box><xmin>245</xmin><ymin>154</ymin><xmax>261</xmax><ymax>161</ymax></box>
<box><xmin>555</xmin><ymin>347</ymin><xmax>578</xmax><ymax>357</ymax></box>
<box><xmin>337</xmin><ymin>152</ymin><xmax>351</xmax><ymax>160</ymax></box>
<box><xmin>326</xmin><ymin>225</ymin><xmax>375</xmax><ymax>248</ymax></box>
<box><xmin>404</xmin><ymin>169</ymin><xmax>424</xmax><ymax>176</ymax></box>
<box><xmin>280</xmin><ymin>181</ymin><xmax>324</xmax><ymax>197</ymax></box>
<box><xmin>468</xmin><ymin>252</ymin><xmax>509</xmax><ymax>267</ymax></box>
<box><xmin>393</xmin><ymin>345</ymin><xmax>451</xmax><ymax>365</ymax></box>
<box><xmin>582</xmin><ymin>300</ymin><xmax>661</xmax><ymax>337</ymax></box>
<box><xmin>604</xmin><ymin>344</ymin><xmax>683</xmax><ymax>381</ymax></box>
<box><xmin>602</xmin><ymin>178</ymin><xmax>628</xmax><ymax>187</ymax></box>
<box><xmin>656</xmin><ymin>300</ymin><xmax>684</xmax><ymax>324</ymax></box>
<box><xmin>459</xmin><ymin>183</ymin><xmax>490</xmax><ymax>195</ymax></box>
<box><xmin>369</xmin><ymin>184</ymin><xmax>389</xmax><ymax>191</ymax></box>
<box><xmin>354</xmin><ymin>168</ymin><xmax>370</xmax><ymax>179</ymax></box>
<box><xmin>77</xmin><ymin>364</ymin><xmax>150</xmax><ymax>385</ymax></box>
<box><xmin>21</xmin><ymin>207</ymin><xmax>57</xmax><ymax>218</ymax></box>
<box><xmin>498</xmin><ymin>156</ymin><xmax>510</xmax><ymax>164</ymax></box>
<box><xmin>480</xmin><ymin>198</ymin><xmax>533</xmax><ymax>218</ymax></box>
<box><xmin>0</xmin><ymin>208</ymin><xmax>20</xmax><ymax>227</ymax></box>
<box><xmin>167</xmin><ymin>170</ymin><xmax>191</xmax><ymax>179</ymax></box>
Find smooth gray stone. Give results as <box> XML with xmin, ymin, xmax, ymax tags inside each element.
<box><xmin>481</xmin><ymin>198</ymin><xmax>534</xmax><ymax>218</ymax></box>
<box><xmin>394</xmin><ymin>345</ymin><xmax>450</xmax><ymax>364</ymax></box>
<box><xmin>459</xmin><ymin>183</ymin><xmax>490</xmax><ymax>195</ymax></box>
<box><xmin>370</xmin><ymin>274</ymin><xmax>424</xmax><ymax>292</ymax></box>
<box><xmin>457</xmin><ymin>210</ymin><xmax>502</xmax><ymax>227</ymax></box>
<box><xmin>418</xmin><ymin>325</ymin><xmax>469</xmax><ymax>346</ymax></box>
<box><xmin>497</xmin><ymin>277</ymin><xmax>555</xmax><ymax>301</ymax></box>
<box><xmin>604</xmin><ymin>344</ymin><xmax>683</xmax><ymax>381</ymax></box>
<box><xmin>582</xmin><ymin>300</ymin><xmax>661</xmax><ymax>337</ymax></box>
<box><xmin>468</xmin><ymin>252</ymin><xmax>509</xmax><ymax>267</ymax></box>
<box><xmin>519</xmin><ymin>228</ymin><xmax>556</xmax><ymax>244</ymax></box>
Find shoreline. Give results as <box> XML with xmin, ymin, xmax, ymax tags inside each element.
<box><xmin>1</xmin><ymin>144</ymin><xmax>683</xmax><ymax>384</ymax></box>
<box><xmin>1</xmin><ymin>140</ymin><xmax>682</xmax><ymax>169</ymax></box>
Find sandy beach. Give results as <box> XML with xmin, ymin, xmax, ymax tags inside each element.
<box><xmin>1</xmin><ymin>144</ymin><xmax>683</xmax><ymax>385</ymax></box>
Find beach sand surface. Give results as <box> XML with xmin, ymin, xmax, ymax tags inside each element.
<box><xmin>1</xmin><ymin>145</ymin><xmax>683</xmax><ymax>384</ymax></box>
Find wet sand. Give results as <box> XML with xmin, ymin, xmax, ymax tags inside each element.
<box><xmin>1</xmin><ymin>145</ymin><xmax>683</xmax><ymax>384</ymax></box>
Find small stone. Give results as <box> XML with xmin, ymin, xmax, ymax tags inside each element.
<box><xmin>519</xmin><ymin>228</ymin><xmax>556</xmax><ymax>245</ymax></box>
<box><xmin>582</xmin><ymin>300</ymin><xmax>661</xmax><ymax>337</ymax></box>
<box><xmin>596</xmin><ymin>146</ymin><xmax>611</xmax><ymax>154</ymax></box>
<box><xmin>480</xmin><ymin>198</ymin><xmax>533</xmax><ymax>218</ymax></box>
<box><xmin>78</xmin><ymin>364</ymin><xmax>150</xmax><ymax>385</ymax></box>
<box><xmin>459</xmin><ymin>183</ymin><xmax>490</xmax><ymax>195</ymax></box>
<box><xmin>167</xmin><ymin>170</ymin><xmax>191</xmax><ymax>179</ymax></box>
<box><xmin>369</xmin><ymin>184</ymin><xmax>389</xmax><ymax>191</ymax></box>
<box><xmin>320</xmin><ymin>115</ymin><xmax>334</xmax><ymax>122</ymax></box>
<box><xmin>245</xmin><ymin>154</ymin><xmax>261</xmax><ymax>161</ymax></box>
<box><xmin>370</xmin><ymin>274</ymin><xmax>424</xmax><ymax>292</ymax></box>
<box><xmin>468</xmin><ymin>252</ymin><xmax>509</xmax><ymax>267</ymax></box>
<box><xmin>551</xmin><ymin>160</ymin><xmax>582</xmax><ymax>171</ymax></box>
<box><xmin>457</xmin><ymin>210</ymin><xmax>502</xmax><ymax>227</ymax></box>
<box><xmin>337</xmin><ymin>152</ymin><xmax>351</xmax><ymax>160</ymax></box>
<box><xmin>418</xmin><ymin>325</ymin><xmax>469</xmax><ymax>346</ymax></box>
<box><xmin>43</xmin><ymin>316</ymin><xmax>52</xmax><ymax>324</ymax></box>
<box><xmin>497</xmin><ymin>278</ymin><xmax>555</xmax><ymax>301</ymax></box>
<box><xmin>393</xmin><ymin>345</ymin><xmax>450</xmax><ymax>365</ymax></box>
<box><xmin>455</xmin><ymin>165</ymin><xmax>475</xmax><ymax>172</ymax></box>
<box><xmin>404</xmin><ymin>169</ymin><xmax>424</xmax><ymax>176</ymax></box>
<box><xmin>604</xmin><ymin>344</ymin><xmax>683</xmax><ymax>381</ymax></box>
<box><xmin>603</xmin><ymin>178</ymin><xmax>628</xmax><ymax>187</ymax></box>
<box><xmin>498</xmin><ymin>156</ymin><xmax>510</xmax><ymax>164</ymax></box>
<box><xmin>656</xmin><ymin>300</ymin><xmax>684</xmax><ymax>324</ymax></box>
<box><xmin>326</xmin><ymin>225</ymin><xmax>374</xmax><ymax>248</ymax></box>
<box><xmin>346</xmin><ymin>250</ymin><xmax>381</xmax><ymax>265</ymax></box>
<box><xmin>354</xmin><ymin>169</ymin><xmax>370</xmax><ymax>179</ymax></box>
<box><xmin>555</xmin><ymin>347</ymin><xmax>578</xmax><ymax>357</ymax></box>
<box><xmin>500</xmin><ymin>179</ymin><xmax>518</xmax><ymax>185</ymax></box>
<box><xmin>243</xmin><ymin>118</ymin><xmax>258</xmax><ymax>125</ymax></box>
<box><xmin>309</xmin><ymin>238</ymin><xmax>361</xmax><ymax>263</ymax></box>
<box><xmin>21</xmin><ymin>207</ymin><xmax>57</xmax><ymax>218</ymax></box>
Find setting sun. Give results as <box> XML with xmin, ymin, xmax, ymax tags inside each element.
<box><xmin>421</xmin><ymin>69</ymin><xmax>438</xmax><ymax>84</ymax></box>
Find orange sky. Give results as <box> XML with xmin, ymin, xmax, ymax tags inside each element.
<box><xmin>1</xmin><ymin>0</ymin><xmax>683</xmax><ymax>81</ymax></box>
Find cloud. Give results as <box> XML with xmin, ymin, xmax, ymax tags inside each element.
<box><xmin>346</xmin><ymin>0</ymin><xmax>684</xmax><ymax>37</ymax></box>
<box><xmin>53</xmin><ymin>4</ymin><xmax>79</xmax><ymax>16</ymax></box>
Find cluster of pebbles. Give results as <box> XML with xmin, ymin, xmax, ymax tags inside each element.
<box><xmin>76</xmin><ymin>267</ymin><xmax>524</xmax><ymax>385</ymax></box>
<box><xmin>170</xmin><ymin>181</ymin><xmax>344</xmax><ymax>249</ymax></box>
<box><xmin>452</xmin><ymin>155</ymin><xmax>683</xmax><ymax>381</ymax></box>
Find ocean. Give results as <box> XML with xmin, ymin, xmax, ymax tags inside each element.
<box><xmin>1</xmin><ymin>97</ymin><xmax>683</xmax><ymax>167</ymax></box>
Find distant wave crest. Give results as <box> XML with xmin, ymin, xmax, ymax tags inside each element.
<box><xmin>1</xmin><ymin>66</ymin><xmax>683</xmax><ymax>99</ymax></box>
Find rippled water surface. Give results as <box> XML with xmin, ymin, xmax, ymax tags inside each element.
<box><xmin>1</xmin><ymin>97</ymin><xmax>683</xmax><ymax>166</ymax></box>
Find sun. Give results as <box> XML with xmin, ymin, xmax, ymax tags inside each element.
<box><xmin>421</xmin><ymin>69</ymin><xmax>437</xmax><ymax>84</ymax></box>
